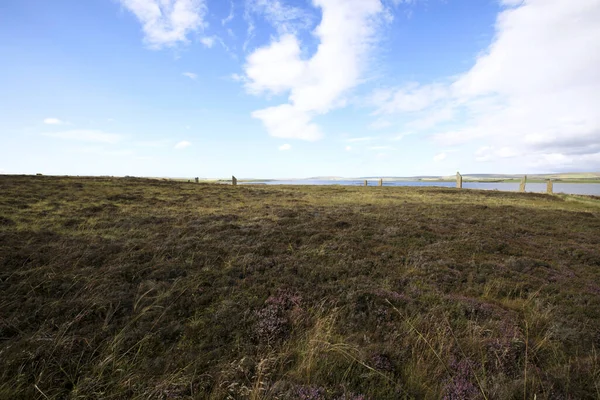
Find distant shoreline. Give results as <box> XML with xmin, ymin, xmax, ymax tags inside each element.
<box><xmin>3</xmin><ymin>173</ymin><xmax>600</xmax><ymax>184</ymax></box>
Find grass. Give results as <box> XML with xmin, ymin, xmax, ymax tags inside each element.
<box><xmin>1</xmin><ymin>175</ymin><xmax>600</xmax><ymax>399</ymax></box>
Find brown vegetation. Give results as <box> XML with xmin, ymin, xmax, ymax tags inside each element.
<box><xmin>1</xmin><ymin>175</ymin><xmax>600</xmax><ymax>399</ymax></box>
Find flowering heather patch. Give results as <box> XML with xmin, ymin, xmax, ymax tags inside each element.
<box><xmin>255</xmin><ymin>289</ymin><xmax>303</xmax><ymax>343</ymax></box>
<box><xmin>335</xmin><ymin>393</ymin><xmax>367</xmax><ymax>400</ymax></box>
<box><xmin>372</xmin><ymin>288</ymin><xmax>410</xmax><ymax>303</ymax></box>
<box><xmin>485</xmin><ymin>322</ymin><xmax>523</xmax><ymax>377</ymax></box>
<box><xmin>442</xmin><ymin>358</ymin><xmax>481</xmax><ymax>400</ymax></box>
<box><xmin>449</xmin><ymin>294</ymin><xmax>502</xmax><ymax>321</ymax></box>
<box><xmin>587</xmin><ymin>283</ymin><xmax>600</xmax><ymax>295</ymax></box>
<box><xmin>295</xmin><ymin>385</ymin><xmax>327</xmax><ymax>400</ymax></box>
<box><xmin>370</xmin><ymin>353</ymin><xmax>394</xmax><ymax>372</ymax></box>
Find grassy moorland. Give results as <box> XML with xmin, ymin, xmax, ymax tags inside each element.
<box><xmin>1</xmin><ymin>176</ymin><xmax>600</xmax><ymax>399</ymax></box>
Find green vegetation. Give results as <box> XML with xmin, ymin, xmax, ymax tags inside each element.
<box><xmin>1</xmin><ymin>175</ymin><xmax>600</xmax><ymax>399</ymax></box>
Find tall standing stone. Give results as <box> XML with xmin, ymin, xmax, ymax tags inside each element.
<box><xmin>378</xmin><ymin>178</ymin><xmax>383</xmax><ymax>187</ymax></box>
<box><xmin>547</xmin><ymin>180</ymin><xmax>553</xmax><ymax>194</ymax></box>
<box><xmin>456</xmin><ymin>172</ymin><xmax>463</xmax><ymax>189</ymax></box>
<box><xmin>519</xmin><ymin>175</ymin><xmax>527</xmax><ymax>192</ymax></box>
<box><xmin>195</xmin><ymin>177</ymin><xmax>199</xmax><ymax>183</ymax></box>
<box><xmin>364</xmin><ymin>180</ymin><xmax>368</xmax><ymax>186</ymax></box>
<box><xmin>232</xmin><ymin>176</ymin><xmax>238</xmax><ymax>186</ymax></box>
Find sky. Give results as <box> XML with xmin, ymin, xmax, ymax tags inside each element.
<box><xmin>1</xmin><ymin>0</ymin><xmax>599</xmax><ymax>178</ymax></box>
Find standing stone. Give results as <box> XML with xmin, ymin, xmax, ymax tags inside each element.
<box><xmin>364</xmin><ymin>180</ymin><xmax>368</xmax><ymax>186</ymax></box>
<box><xmin>519</xmin><ymin>175</ymin><xmax>527</xmax><ymax>192</ymax></box>
<box><xmin>456</xmin><ymin>172</ymin><xmax>463</xmax><ymax>189</ymax></box>
<box><xmin>378</xmin><ymin>178</ymin><xmax>383</xmax><ymax>187</ymax></box>
<box><xmin>232</xmin><ymin>176</ymin><xmax>238</xmax><ymax>186</ymax></box>
<box><xmin>195</xmin><ymin>177</ymin><xmax>199</xmax><ymax>183</ymax></box>
<box><xmin>547</xmin><ymin>180</ymin><xmax>553</xmax><ymax>194</ymax></box>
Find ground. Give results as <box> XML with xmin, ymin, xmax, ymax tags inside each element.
<box><xmin>1</xmin><ymin>175</ymin><xmax>600</xmax><ymax>399</ymax></box>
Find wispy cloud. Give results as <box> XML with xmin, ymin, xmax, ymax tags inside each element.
<box><xmin>174</xmin><ymin>140</ymin><xmax>192</xmax><ymax>149</ymax></box>
<box><xmin>222</xmin><ymin>1</ymin><xmax>235</xmax><ymax>26</ymax></box>
<box><xmin>182</xmin><ymin>72</ymin><xmax>198</xmax><ymax>80</ymax></box>
<box><xmin>231</xmin><ymin>73</ymin><xmax>246</xmax><ymax>82</ymax></box>
<box><xmin>252</xmin><ymin>105</ymin><xmax>321</xmax><ymax>141</ymax></box>
<box><xmin>200</xmin><ymin>36</ymin><xmax>216</xmax><ymax>48</ymax></box>
<box><xmin>278</xmin><ymin>143</ymin><xmax>291</xmax><ymax>151</ymax></box>
<box><xmin>43</xmin><ymin>130</ymin><xmax>122</xmax><ymax>144</ymax></box>
<box><xmin>475</xmin><ymin>146</ymin><xmax>519</xmax><ymax>162</ymax></box>
<box><xmin>372</xmin><ymin>82</ymin><xmax>449</xmax><ymax>114</ymax></box>
<box><xmin>117</xmin><ymin>0</ymin><xmax>207</xmax><ymax>49</ymax></box>
<box><xmin>244</xmin><ymin>0</ymin><xmax>314</xmax><ymax>35</ymax></box>
<box><xmin>433</xmin><ymin>152</ymin><xmax>446</xmax><ymax>162</ymax></box>
<box><xmin>244</xmin><ymin>0</ymin><xmax>386</xmax><ymax>141</ymax></box>
<box><xmin>44</xmin><ymin>118</ymin><xmax>64</xmax><ymax>125</ymax></box>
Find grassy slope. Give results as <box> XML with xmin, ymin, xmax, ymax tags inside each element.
<box><xmin>1</xmin><ymin>176</ymin><xmax>600</xmax><ymax>399</ymax></box>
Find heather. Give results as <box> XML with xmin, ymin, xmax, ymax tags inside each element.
<box><xmin>1</xmin><ymin>175</ymin><xmax>600</xmax><ymax>399</ymax></box>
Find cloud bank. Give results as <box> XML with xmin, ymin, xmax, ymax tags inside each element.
<box><xmin>373</xmin><ymin>0</ymin><xmax>600</xmax><ymax>171</ymax></box>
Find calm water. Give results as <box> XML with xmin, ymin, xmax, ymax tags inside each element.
<box><xmin>243</xmin><ymin>180</ymin><xmax>600</xmax><ymax>196</ymax></box>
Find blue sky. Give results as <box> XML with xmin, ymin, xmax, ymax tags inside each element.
<box><xmin>1</xmin><ymin>0</ymin><xmax>599</xmax><ymax>178</ymax></box>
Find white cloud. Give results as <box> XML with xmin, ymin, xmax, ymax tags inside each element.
<box><xmin>345</xmin><ymin>146</ymin><xmax>352</xmax><ymax>151</ymax></box>
<box><xmin>373</xmin><ymin>82</ymin><xmax>449</xmax><ymax>114</ymax></box>
<box><xmin>174</xmin><ymin>140</ymin><xmax>192</xmax><ymax>149</ymax></box>
<box><xmin>117</xmin><ymin>0</ymin><xmax>207</xmax><ymax>49</ymax></box>
<box><xmin>372</xmin><ymin>0</ymin><xmax>600</xmax><ymax>171</ymax></box>
<box><xmin>252</xmin><ymin>104</ymin><xmax>322</xmax><ymax>141</ymax></box>
<box><xmin>245</xmin><ymin>35</ymin><xmax>306</xmax><ymax>95</ymax></box>
<box><xmin>182</xmin><ymin>72</ymin><xmax>197</xmax><ymax>80</ymax></box>
<box><xmin>200</xmin><ymin>36</ymin><xmax>216</xmax><ymax>48</ymax></box>
<box><xmin>433</xmin><ymin>152</ymin><xmax>446</xmax><ymax>162</ymax></box>
<box><xmin>43</xmin><ymin>130</ymin><xmax>122</xmax><ymax>144</ymax></box>
<box><xmin>278</xmin><ymin>143</ymin><xmax>292</xmax><ymax>151</ymax></box>
<box><xmin>475</xmin><ymin>146</ymin><xmax>519</xmax><ymax>162</ymax></box>
<box><xmin>222</xmin><ymin>1</ymin><xmax>235</xmax><ymax>26</ymax></box>
<box><xmin>405</xmin><ymin>106</ymin><xmax>455</xmax><ymax>131</ymax></box>
<box><xmin>245</xmin><ymin>0</ymin><xmax>385</xmax><ymax>141</ymax></box>
<box><xmin>44</xmin><ymin>118</ymin><xmax>63</xmax><ymax>125</ymax></box>
<box><xmin>245</xmin><ymin>0</ymin><xmax>314</xmax><ymax>35</ymax></box>
<box><xmin>231</xmin><ymin>73</ymin><xmax>246</xmax><ymax>83</ymax></box>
